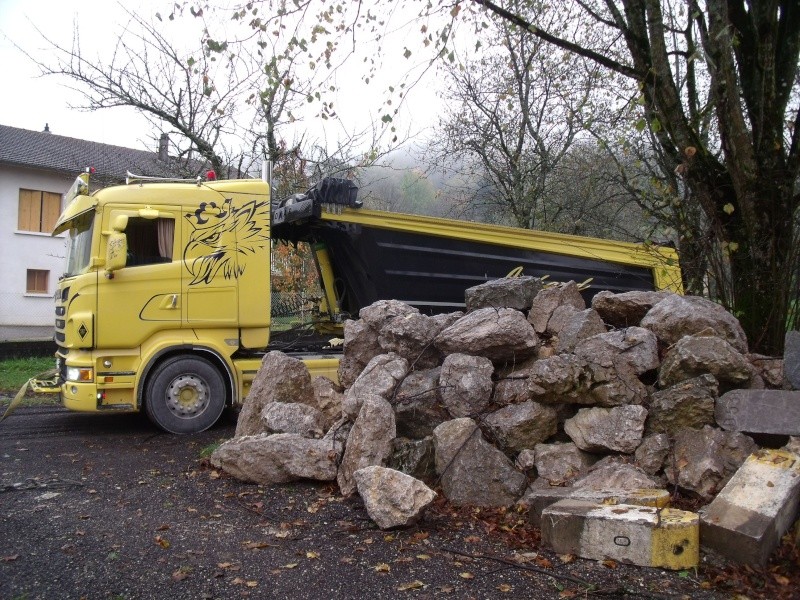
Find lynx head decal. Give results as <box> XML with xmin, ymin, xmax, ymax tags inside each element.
<box><xmin>183</xmin><ymin>198</ymin><xmax>270</xmax><ymax>285</ymax></box>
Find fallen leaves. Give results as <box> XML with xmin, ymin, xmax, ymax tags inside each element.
<box><xmin>459</xmin><ymin>572</ymin><xmax>475</xmax><ymax>579</ymax></box>
<box><xmin>154</xmin><ymin>536</ymin><xmax>170</xmax><ymax>549</ymax></box>
<box><xmin>243</xmin><ymin>541</ymin><xmax>273</xmax><ymax>550</ymax></box>
<box><xmin>601</xmin><ymin>559</ymin><xmax>618</xmax><ymax>569</ymax></box>
<box><xmin>397</xmin><ymin>580</ymin><xmax>425</xmax><ymax>591</ymax></box>
<box><xmin>2</xmin><ymin>554</ymin><xmax>20</xmax><ymax>562</ymax></box>
<box><xmin>171</xmin><ymin>567</ymin><xmax>191</xmax><ymax>581</ymax></box>
<box><xmin>374</xmin><ymin>563</ymin><xmax>391</xmax><ymax>573</ymax></box>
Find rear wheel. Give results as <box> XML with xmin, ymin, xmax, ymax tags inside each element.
<box><xmin>144</xmin><ymin>356</ymin><xmax>226</xmax><ymax>433</ymax></box>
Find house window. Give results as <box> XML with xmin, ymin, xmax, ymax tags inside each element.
<box><xmin>26</xmin><ymin>269</ymin><xmax>49</xmax><ymax>294</ymax></box>
<box><xmin>18</xmin><ymin>189</ymin><xmax>62</xmax><ymax>233</ymax></box>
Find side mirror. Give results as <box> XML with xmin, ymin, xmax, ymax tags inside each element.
<box><xmin>105</xmin><ymin>231</ymin><xmax>128</xmax><ymax>273</ymax></box>
<box><xmin>112</xmin><ymin>214</ymin><xmax>129</xmax><ymax>232</ymax></box>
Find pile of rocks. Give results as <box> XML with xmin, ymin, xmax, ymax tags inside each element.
<box><xmin>211</xmin><ymin>277</ymin><xmax>800</xmax><ymax>566</ymax></box>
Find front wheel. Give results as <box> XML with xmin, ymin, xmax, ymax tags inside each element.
<box><xmin>144</xmin><ymin>356</ymin><xmax>226</xmax><ymax>434</ymax></box>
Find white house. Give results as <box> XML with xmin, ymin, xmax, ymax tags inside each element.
<box><xmin>0</xmin><ymin>124</ymin><xmax>187</xmax><ymax>338</ymax></box>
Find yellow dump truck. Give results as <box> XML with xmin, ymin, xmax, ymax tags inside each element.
<box><xmin>34</xmin><ymin>170</ymin><xmax>681</xmax><ymax>433</ymax></box>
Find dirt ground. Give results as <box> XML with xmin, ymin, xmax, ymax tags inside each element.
<box><xmin>1</xmin><ymin>404</ymin><xmax>796</xmax><ymax>600</ymax></box>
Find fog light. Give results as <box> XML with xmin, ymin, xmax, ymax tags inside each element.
<box><xmin>70</xmin><ymin>386</ymin><xmax>78</xmax><ymax>395</ymax></box>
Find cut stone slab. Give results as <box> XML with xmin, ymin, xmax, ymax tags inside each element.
<box><xmin>785</xmin><ymin>330</ymin><xmax>800</xmax><ymax>389</ymax></box>
<box><xmin>716</xmin><ymin>389</ymin><xmax>800</xmax><ymax>435</ymax></box>
<box><xmin>699</xmin><ymin>448</ymin><xmax>800</xmax><ymax>565</ymax></box>
<box><xmin>542</xmin><ymin>499</ymin><xmax>699</xmax><ymax>570</ymax></box>
<box><xmin>519</xmin><ymin>486</ymin><xmax>670</xmax><ymax>527</ymax></box>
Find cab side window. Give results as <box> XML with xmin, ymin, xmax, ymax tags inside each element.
<box><xmin>126</xmin><ymin>218</ymin><xmax>175</xmax><ymax>266</ymax></box>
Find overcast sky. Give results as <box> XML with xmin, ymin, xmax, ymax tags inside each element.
<box><xmin>0</xmin><ymin>0</ymin><xmax>160</xmax><ymax>148</ymax></box>
<box><xmin>0</xmin><ymin>0</ymin><xmax>444</xmax><ymax>156</ymax></box>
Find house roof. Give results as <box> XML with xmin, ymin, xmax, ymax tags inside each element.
<box><xmin>0</xmin><ymin>123</ymin><xmax>203</xmax><ymax>183</ymax></box>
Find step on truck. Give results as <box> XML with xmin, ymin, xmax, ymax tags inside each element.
<box><xmin>33</xmin><ymin>169</ymin><xmax>682</xmax><ymax>433</ymax></box>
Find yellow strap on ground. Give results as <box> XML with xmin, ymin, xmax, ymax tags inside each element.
<box><xmin>0</xmin><ymin>379</ymin><xmax>30</xmax><ymax>424</ymax></box>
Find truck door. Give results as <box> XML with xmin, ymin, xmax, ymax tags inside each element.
<box><xmin>96</xmin><ymin>209</ymin><xmax>182</xmax><ymax>348</ymax></box>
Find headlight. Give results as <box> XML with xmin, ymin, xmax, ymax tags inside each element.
<box><xmin>66</xmin><ymin>367</ymin><xmax>94</xmax><ymax>382</ymax></box>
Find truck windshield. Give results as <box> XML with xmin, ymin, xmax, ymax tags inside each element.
<box><xmin>64</xmin><ymin>212</ymin><xmax>95</xmax><ymax>278</ymax></box>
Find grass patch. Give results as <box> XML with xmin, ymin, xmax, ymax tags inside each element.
<box><xmin>0</xmin><ymin>357</ymin><xmax>60</xmax><ymax>408</ymax></box>
<box><xmin>199</xmin><ymin>440</ymin><xmax>224</xmax><ymax>458</ymax></box>
<box><xmin>0</xmin><ymin>356</ymin><xmax>56</xmax><ymax>392</ymax></box>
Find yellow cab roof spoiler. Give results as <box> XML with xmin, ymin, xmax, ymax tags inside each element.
<box><xmin>53</xmin><ymin>171</ymin><xmax>97</xmax><ymax>236</ymax></box>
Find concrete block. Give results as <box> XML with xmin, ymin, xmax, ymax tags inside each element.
<box><xmin>519</xmin><ymin>486</ymin><xmax>670</xmax><ymax>527</ymax></box>
<box><xmin>716</xmin><ymin>390</ymin><xmax>800</xmax><ymax>435</ymax></box>
<box><xmin>699</xmin><ymin>448</ymin><xmax>800</xmax><ymax>565</ymax></box>
<box><xmin>542</xmin><ymin>499</ymin><xmax>699</xmax><ymax>570</ymax></box>
<box><xmin>786</xmin><ymin>331</ymin><xmax>800</xmax><ymax>389</ymax></box>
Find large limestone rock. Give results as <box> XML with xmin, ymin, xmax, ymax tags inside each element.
<box><xmin>564</xmin><ymin>406</ymin><xmax>648</xmax><ymax>454</ymax></box>
<box><xmin>658</xmin><ymin>334</ymin><xmax>753</xmax><ymax>388</ymax></box>
<box><xmin>353</xmin><ymin>466</ymin><xmax>437</xmax><ymax>529</ymax></box>
<box><xmin>646</xmin><ymin>374</ymin><xmax>718</xmax><ymax>435</ymax></box>
<box><xmin>635</xmin><ymin>433</ymin><xmax>670</xmax><ymax>475</ymax></box>
<box><xmin>640</xmin><ymin>294</ymin><xmax>748</xmax><ymax>353</ymax></box>
<box><xmin>465</xmin><ymin>276</ymin><xmax>544</xmax><ymax>312</ymax></box>
<box><xmin>533</xmin><ymin>442</ymin><xmax>596</xmax><ymax>485</ymax></box>
<box><xmin>360</xmin><ymin>299</ymin><xmax>420</xmax><ymax>325</ymax></box>
<box><xmin>574</xmin><ymin>327</ymin><xmax>660</xmax><ymax>376</ymax></box>
<box><xmin>555</xmin><ymin>309</ymin><xmax>606</xmax><ymax>354</ymax></box>
<box><xmin>482</xmin><ymin>402</ymin><xmax>558</xmax><ymax>454</ymax></box>
<box><xmin>236</xmin><ymin>352</ymin><xmax>315</xmax><ymax>438</ymax></box>
<box><xmin>665</xmin><ymin>425</ymin><xmax>757</xmax><ymax>499</ymax></box>
<box><xmin>310</xmin><ymin>376</ymin><xmax>343</xmax><ymax>431</ymax></box>
<box><xmin>434</xmin><ymin>307</ymin><xmax>538</xmax><ymax>363</ymax></box>
<box><xmin>378</xmin><ymin>312</ymin><xmax>443</xmax><ymax>368</ymax></box>
<box><xmin>337</xmin><ymin>396</ymin><xmax>396</xmax><ymax>497</ymax></box>
<box><xmin>528</xmin><ymin>281</ymin><xmax>586</xmax><ymax>334</ymax></box>
<box><xmin>393</xmin><ymin>368</ymin><xmax>450</xmax><ymax>439</ymax></box>
<box><xmin>747</xmin><ymin>354</ymin><xmax>786</xmax><ymax>389</ymax></box>
<box><xmin>261</xmin><ymin>402</ymin><xmax>326</xmax><ymax>437</ymax></box>
<box><xmin>591</xmin><ymin>290</ymin><xmax>672</xmax><ymax>328</ymax></box>
<box><xmin>388</xmin><ymin>437</ymin><xmax>436</xmax><ymax>483</ymax></box>
<box><xmin>439</xmin><ymin>353</ymin><xmax>494</xmax><ymax>418</ymax></box>
<box><xmin>211</xmin><ymin>433</ymin><xmax>341</xmax><ymax>484</ymax></box>
<box><xmin>338</xmin><ymin>318</ymin><xmax>383</xmax><ymax>389</ymax></box>
<box><xmin>491</xmin><ymin>356</ymin><xmax>540</xmax><ymax>406</ymax></box>
<box><xmin>433</xmin><ymin>418</ymin><xmax>526</xmax><ymax>506</ymax></box>
<box><xmin>573</xmin><ymin>461</ymin><xmax>661</xmax><ymax>490</ymax></box>
<box><xmin>527</xmin><ymin>354</ymin><xmax>647</xmax><ymax>408</ymax></box>
<box><xmin>547</xmin><ymin>305</ymin><xmax>582</xmax><ymax>336</ymax></box>
<box><xmin>342</xmin><ymin>353</ymin><xmax>408</xmax><ymax>420</ymax></box>
<box><xmin>339</xmin><ymin>301</ymin><xmax>417</xmax><ymax>388</ymax></box>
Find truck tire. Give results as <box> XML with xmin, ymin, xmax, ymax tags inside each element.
<box><xmin>144</xmin><ymin>356</ymin><xmax>226</xmax><ymax>434</ymax></box>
